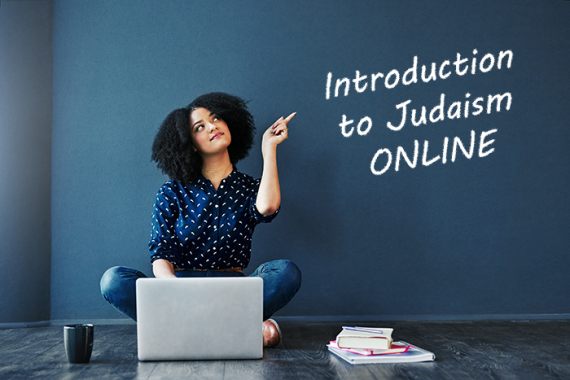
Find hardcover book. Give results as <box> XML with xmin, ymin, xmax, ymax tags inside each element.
<box><xmin>336</xmin><ymin>327</ymin><xmax>394</xmax><ymax>350</ymax></box>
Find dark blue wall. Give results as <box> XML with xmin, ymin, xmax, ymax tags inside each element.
<box><xmin>0</xmin><ymin>0</ymin><xmax>52</xmax><ymax>325</ymax></box>
<box><xmin>51</xmin><ymin>0</ymin><xmax>570</xmax><ymax>321</ymax></box>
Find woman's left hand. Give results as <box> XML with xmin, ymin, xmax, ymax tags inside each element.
<box><xmin>262</xmin><ymin>112</ymin><xmax>296</xmax><ymax>155</ymax></box>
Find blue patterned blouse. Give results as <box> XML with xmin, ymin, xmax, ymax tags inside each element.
<box><xmin>149</xmin><ymin>168</ymin><xmax>278</xmax><ymax>270</ymax></box>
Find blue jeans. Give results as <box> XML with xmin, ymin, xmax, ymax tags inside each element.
<box><xmin>100</xmin><ymin>260</ymin><xmax>301</xmax><ymax>322</ymax></box>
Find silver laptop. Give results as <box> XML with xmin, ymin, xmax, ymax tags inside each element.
<box><xmin>136</xmin><ymin>277</ymin><xmax>263</xmax><ymax>361</ymax></box>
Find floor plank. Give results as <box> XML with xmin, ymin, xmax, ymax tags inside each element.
<box><xmin>0</xmin><ymin>320</ymin><xmax>569</xmax><ymax>379</ymax></box>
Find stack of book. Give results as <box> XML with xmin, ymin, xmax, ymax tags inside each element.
<box><xmin>327</xmin><ymin>326</ymin><xmax>435</xmax><ymax>365</ymax></box>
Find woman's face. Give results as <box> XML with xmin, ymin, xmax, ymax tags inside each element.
<box><xmin>189</xmin><ymin>107</ymin><xmax>231</xmax><ymax>156</ymax></box>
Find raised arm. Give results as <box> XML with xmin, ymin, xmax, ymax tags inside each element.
<box><xmin>256</xmin><ymin>112</ymin><xmax>296</xmax><ymax>216</ymax></box>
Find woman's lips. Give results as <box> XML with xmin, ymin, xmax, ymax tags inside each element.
<box><xmin>211</xmin><ymin>132</ymin><xmax>223</xmax><ymax>141</ymax></box>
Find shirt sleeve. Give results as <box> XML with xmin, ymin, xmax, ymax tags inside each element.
<box><xmin>148</xmin><ymin>184</ymin><xmax>182</xmax><ymax>267</ymax></box>
<box><xmin>248</xmin><ymin>179</ymin><xmax>280</xmax><ymax>224</ymax></box>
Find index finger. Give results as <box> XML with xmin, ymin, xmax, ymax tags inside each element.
<box><xmin>284</xmin><ymin>112</ymin><xmax>297</xmax><ymax>123</ymax></box>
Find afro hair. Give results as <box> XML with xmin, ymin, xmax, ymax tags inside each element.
<box><xmin>151</xmin><ymin>92</ymin><xmax>256</xmax><ymax>184</ymax></box>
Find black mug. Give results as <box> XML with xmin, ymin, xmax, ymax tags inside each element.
<box><xmin>64</xmin><ymin>324</ymin><xmax>94</xmax><ymax>363</ymax></box>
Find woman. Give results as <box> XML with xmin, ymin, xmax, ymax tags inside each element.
<box><xmin>100</xmin><ymin>92</ymin><xmax>301</xmax><ymax>348</ymax></box>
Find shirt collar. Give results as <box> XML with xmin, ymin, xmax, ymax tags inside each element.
<box><xmin>197</xmin><ymin>166</ymin><xmax>240</xmax><ymax>188</ymax></box>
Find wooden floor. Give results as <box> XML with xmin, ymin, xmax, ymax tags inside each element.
<box><xmin>1</xmin><ymin>319</ymin><xmax>569</xmax><ymax>379</ymax></box>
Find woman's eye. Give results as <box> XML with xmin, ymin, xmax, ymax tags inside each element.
<box><xmin>195</xmin><ymin>125</ymin><xmax>204</xmax><ymax>132</ymax></box>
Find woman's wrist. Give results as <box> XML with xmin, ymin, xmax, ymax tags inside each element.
<box><xmin>152</xmin><ymin>259</ymin><xmax>177</xmax><ymax>278</ymax></box>
<box><xmin>262</xmin><ymin>144</ymin><xmax>277</xmax><ymax>161</ymax></box>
